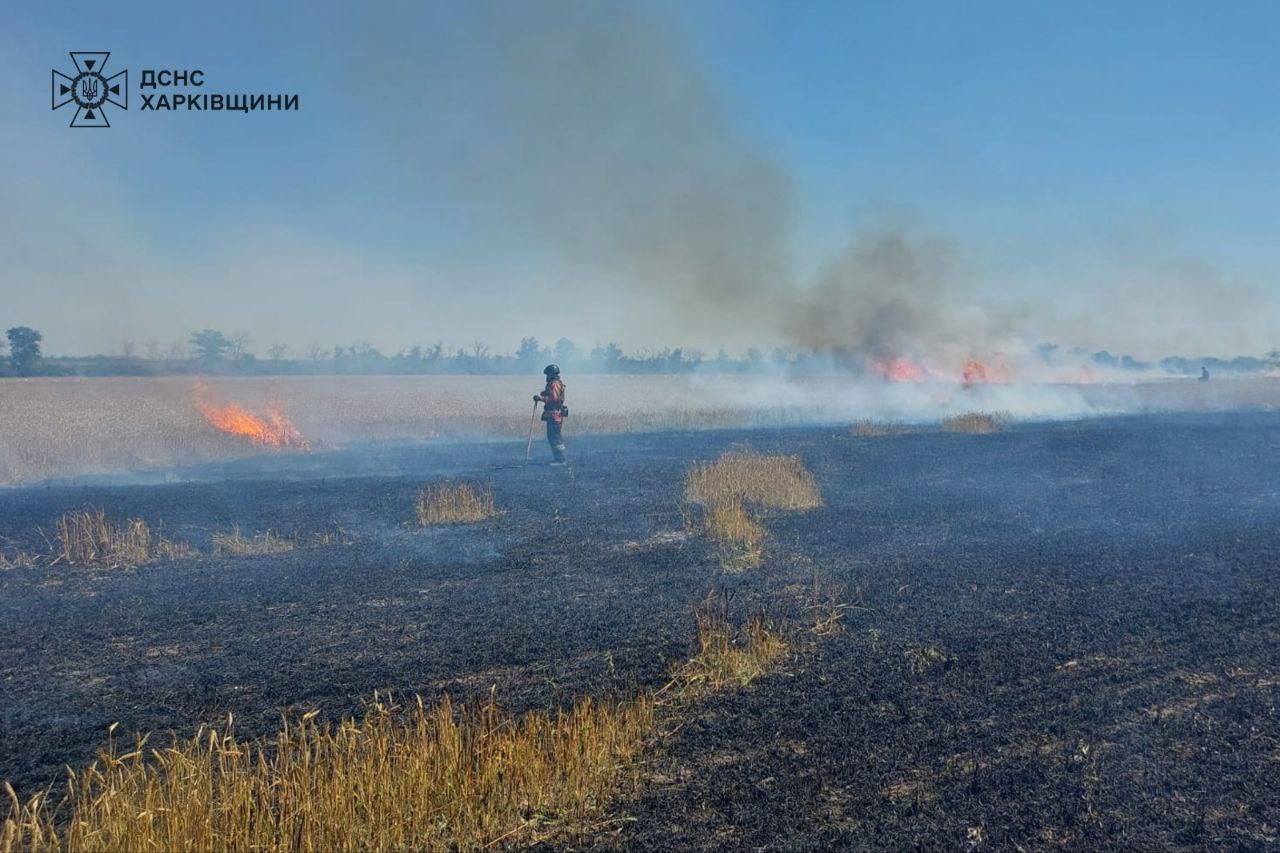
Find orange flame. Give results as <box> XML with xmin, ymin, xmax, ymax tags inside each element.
<box><xmin>871</xmin><ymin>358</ymin><xmax>929</xmax><ymax>382</ymax></box>
<box><xmin>961</xmin><ymin>359</ymin><xmax>991</xmax><ymax>388</ymax></box>
<box><xmin>961</xmin><ymin>358</ymin><xmax>1011</xmax><ymax>388</ymax></box>
<box><xmin>194</xmin><ymin>383</ymin><xmax>310</xmax><ymax>451</ymax></box>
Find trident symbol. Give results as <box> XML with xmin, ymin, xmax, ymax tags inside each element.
<box><xmin>53</xmin><ymin>52</ymin><xmax>126</xmax><ymax>127</ymax></box>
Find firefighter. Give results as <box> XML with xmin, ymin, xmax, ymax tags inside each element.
<box><xmin>1200</xmin><ymin>366</ymin><xmax>1210</xmax><ymax>382</ymax></box>
<box><xmin>534</xmin><ymin>364</ymin><xmax>567</xmax><ymax>464</ymax></box>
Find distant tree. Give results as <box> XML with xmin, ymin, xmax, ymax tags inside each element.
<box><xmin>554</xmin><ymin>337</ymin><xmax>579</xmax><ymax>365</ymax></box>
<box><xmin>349</xmin><ymin>340</ymin><xmax>382</xmax><ymax>359</ymax></box>
<box><xmin>590</xmin><ymin>342</ymin><xmax>623</xmax><ymax>371</ymax></box>
<box><xmin>267</xmin><ymin>342</ymin><xmax>288</xmax><ymax>362</ymax></box>
<box><xmin>333</xmin><ymin>340</ymin><xmax>386</xmax><ymax>373</ymax></box>
<box><xmin>7</xmin><ymin>327</ymin><xmax>43</xmax><ymax>374</ymax></box>
<box><xmin>144</xmin><ymin>338</ymin><xmax>161</xmax><ymax>360</ymax></box>
<box><xmin>228</xmin><ymin>331</ymin><xmax>253</xmax><ymax>361</ymax></box>
<box><xmin>165</xmin><ymin>340</ymin><xmax>188</xmax><ymax>360</ymax></box>
<box><xmin>120</xmin><ymin>340</ymin><xmax>136</xmax><ymax>358</ymax></box>
<box><xmin>516</xmin><ymin>336</ymin><xmax>544</xmax><ymax>365</ymax></box>
<box><xmin>471</xmin><ymin>341</ymin><xmax>490</xmax><ymax>360</ymax></box>
<box><xmin>189</xmin><ymin>329</ymin><xmax>231</xmax><ymax>362</ymax></box>
<box><xmin>305</xmin><ymin>343</ymin><xmax>328</xmax><ymax>363</ymax></box>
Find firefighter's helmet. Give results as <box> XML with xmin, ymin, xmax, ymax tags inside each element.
<box><xmin>544</xmin><ymin>364</ymin><xmax>560</xmax><ymax>377</ymax></box>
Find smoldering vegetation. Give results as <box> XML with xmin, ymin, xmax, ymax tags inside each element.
<box><xmin>4</xmin><ymin>374</ymin><xmax>1279</xmax><ymax>486</ymax></box>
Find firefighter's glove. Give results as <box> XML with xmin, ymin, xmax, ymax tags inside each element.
<box><xmin>533</xmin><ymin>395</ymin><xmax>542</xmax><ymax>403</ymax></box>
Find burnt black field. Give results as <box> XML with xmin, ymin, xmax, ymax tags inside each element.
<box><xmin>3</xmin><ymin>413</ymin><xmax>1279</xmax><ymax>849</ymax></box>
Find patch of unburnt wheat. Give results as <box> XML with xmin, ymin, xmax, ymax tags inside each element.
<box><xmin>416</xmin><ymin>481</ymin><xmax>496</xmax><ymax>526</ymax></box>
<box><xmin>684</xmin><ymin>451</ymin><xmax>822</xmax><ymax>510</ymax></box>
<box><xmin>212</xmin><ymin>524</ymin><xmax>296</xmax><ymax>556</ymax></box>
<box><xmin>702</xmin><ymin>499</ymin><xmax>765</xmax><ymax>570</ymax></box>
<box><xmin>2</xmin><ymin>693</ymin><xmax>653</xmax><ymax>853</ymax></box>
<box><xmin>1</xmin><ymin>585</ymin><xmax>796</xmax><ymax>853</ymax></box>
<box><xmin>311</xmin><ymin>525</ymin><xmax>353</xmax><ymax>547</ymax></box>
<box><xmin>50</xmin><ymin>510</ymin><xmax>191</xmax><ymax>568</ymax></box>
<box><xmin>683</xmin><ymin>451</ymin><xmax>822</xmax><ymax>570</ymax></box>
<box><xmin>941</xmin><ymin>412</ymin><xmax>1007</xmax><ymax>434</ymax></box>
<box><xmin>667</xmin><ymin>591</ymin><xmax>789</xmax><ymax>696</ymax></box>
<box><xmin>849</xmin><ymin>419</ymin><xmax>915</xmax><ymax>437</ymax></box>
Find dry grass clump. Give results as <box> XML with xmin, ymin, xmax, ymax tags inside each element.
<box><xmin>941</xmin><ymin>412</ymin><xmax>1006</xmax><ymax>434</ymax></box>
<box><xmin>683</xmin><ymin>451</ymin><xmax>822</xmax><ymax>570</ymax></box>
<box><xmin>668</xmin><ymin>592</ymin><xmax>789</xmax><ymax>695</ymax></box>
<box><xmin>212</xmin><ymin>524</ymin><xmax>296</xmax><ymax>556</ymax></box>
<box><xmin>153</xmin><ymin>537</ymin><xmax>199</xmax><ymax>561</ymax></box>
<box><xmin>684</xmin><ymin>451</ymin><xmax>822</xmax><ymax>510</ymax></box>
<box><xmin>2</xmin><ymin>692</ymin><xmax>653</xmax><ymax>853</ymax></box>
<box><xmin>311</xmin><ymin>526</ymin><xmax>353</xmax><ymax>547</ymax></box>
<box><xmin>849</xmin><ymin>419</ymin><xmax>910</xmax><ymax>438</ymax></box>
<box><xmin>416</xmin><ymin>482</ymin><xmax>496</xmax><ymax>526</ymax></box>
<box><xmin>803</xmin><ymin>573</ymin><xmax>852</xmax><ymax>637</ymax></box>
<box><xmin>50</xmin><ymin>510</ymin><xmax>193</xmax><ymax>567</ymax></box>
<box><xmin>0</xmin><ymin>551</ymin><xmax>36</xmax><ymax>570</ymax></box>
<box><xmin>702</xmin><ymin>500</ymin><xmax>766</xmax><ymax>570</ymax></box>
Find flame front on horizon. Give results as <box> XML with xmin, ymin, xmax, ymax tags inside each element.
<box><xmin>871</xmin><ymin>358</ymin><xmax>930</xmax><ymax>383</ymax></box>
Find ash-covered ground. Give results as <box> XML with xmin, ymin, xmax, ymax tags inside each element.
<box><xmin>3</xmin><ymin>413</ymin><xmax>1279</xmax><ymax>849</ymax></box>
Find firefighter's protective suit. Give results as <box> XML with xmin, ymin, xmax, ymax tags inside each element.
<box><xmin>535</xmin><ymin>367</ymin><xmax>567</xmax><ymax>463</ymax></box>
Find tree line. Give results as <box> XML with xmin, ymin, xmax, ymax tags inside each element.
<box><xmin>2</xmin><ymin>328</ymin><xmax>800</xmax><ymax>377</ymax></box>
<box><xmin>3</xmin><ymin>326</ymin><xmax>1278</xmax><ymax>378</ymax></box>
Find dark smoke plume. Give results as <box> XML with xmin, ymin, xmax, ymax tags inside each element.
<box><xmin>352</xmin><ymin>0</ymin><xmax>792</xmax><ymax>346</ymax></box>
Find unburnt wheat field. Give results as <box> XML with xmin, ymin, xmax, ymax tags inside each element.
<box><xmin>3</xmin><ymin>377</ymin><xmax>1280</xmax><ymax>850</ymax></box>
<box><xmin>2</xmin><ymin>373</ymin><xmax>1277</xmax><ymax>485</ymax></box>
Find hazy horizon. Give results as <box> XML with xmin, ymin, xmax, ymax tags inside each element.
<box><xmin>3</xmin><ymin>1</ymin><xmax>1278</xmax><ymax>363</ymax></box>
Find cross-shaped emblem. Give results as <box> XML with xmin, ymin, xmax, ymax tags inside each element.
<box><xmin>52</xmin><ymin>52</ymin><xmax>127</xmax><ymax>128</ymax></box>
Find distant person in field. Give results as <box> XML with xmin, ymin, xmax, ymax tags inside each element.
<box><xmin>1200</xmin><ymin>366</ymin><xmax>1210</xmax><ymax>382</ymax></box>
<box><xmin>534</xmin><ymin>364</ymin><xmax>567</xmax><ymax>464</ymax></box>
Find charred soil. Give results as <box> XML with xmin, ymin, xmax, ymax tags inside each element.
<box><xmin>3</xmin><ymin>413</ymin><xmax>1279</xmax><ymax>849</ymax></box>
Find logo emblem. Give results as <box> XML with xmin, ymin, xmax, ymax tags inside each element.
<box><xmin>52</xmin><ymin>52</ymin><xmax>127</xmax><ymax>127</ymax></box>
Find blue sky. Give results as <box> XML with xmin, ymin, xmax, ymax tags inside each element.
<box><xmin>2</xmin><ymin>1</ymin><xmax>1278</xmax><ymax>358</ymax></box>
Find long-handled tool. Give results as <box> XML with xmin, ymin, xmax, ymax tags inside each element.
<box><xmin>524</xmin><ymin>399</ymin><xmax>540</xmax><ymax>463</ymax></box>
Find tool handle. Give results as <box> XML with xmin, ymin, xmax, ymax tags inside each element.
<box><xmin>524</xmin><ymin>400</ymin><xmax>539</xmax><ymax>461</ymax></box>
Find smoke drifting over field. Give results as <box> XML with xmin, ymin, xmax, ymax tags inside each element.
<box><xmin>355</xmin><ymin>2</ymin><xmax>1010</xmax><ymax>360</ymax></box>
<box><xmin>2</xmin><ymin>3</ymin><xmax>1275</xmax><ymax>363</ymax></box>
<box><xmin>349</xmin><ymin>1</ymin><xmax>1273</xmax><ymax>368</ymax></box>
<box><xmin>354</xmin><ymin>1</ymin><xmax>792</xmax><ymax>347</ymax></box>
<box><xmin>782</xmin><ymin>230</ymin><xmax>1024</xmax><ymax>365</ymax></box>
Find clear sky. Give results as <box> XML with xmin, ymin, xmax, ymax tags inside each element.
<box><xmin>2</xmin><ymin>1</ymin><xmax>1278</xmax><ymax>360</ymax></box>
